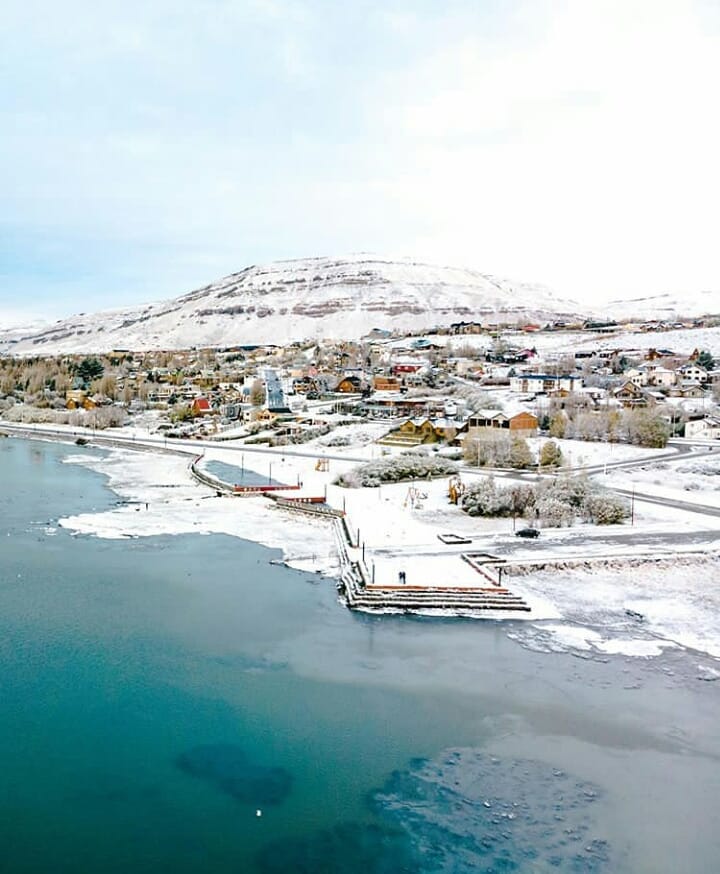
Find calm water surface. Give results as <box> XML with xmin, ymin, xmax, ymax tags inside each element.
<box><xmin>1</xmin><ymin>437</ymin><xmax>719</xmax><ymax>873</ymax></box>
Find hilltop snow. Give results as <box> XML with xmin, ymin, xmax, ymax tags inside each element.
<box><xmin>5</xmin><ymin>255</ymin><xmax>586</xmax><ymax>353</ymax></box>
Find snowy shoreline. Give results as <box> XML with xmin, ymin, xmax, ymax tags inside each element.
<box><xmin>7</xmin><ymin>425</ymin><xmax>719</xmax><ymax>664</ymax></box>
<box><xmin>58</xmin><ymin>448</ymin><xmax>342</xmax><ymax>577</ymax></box>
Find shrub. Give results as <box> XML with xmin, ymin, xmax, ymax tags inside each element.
<box><xmin>583</xmin><ymin>493</ymin><xmax>630</xmax><ymax>524</ymax></box>
<box><xmin>462</xmin><ymin>477</ymin><xmax>534</xmax><ymax>517</ymax></box>
<box><xmin>624</xmin><ymin>409</ymin><xmax>670</xmax><ymax>448</ymax></box>
<box><xmin>508</xmin><ymin>436</ymin><xmax>534</xmax><ymax>469</ymax></box>
<box><xmin>461</xmin><ymin>472</ymin><xmax>628</xmax><ymax>528</ymax></box>
<box><xmin>463</xmin><ymin>432</ymin><xmax>535</xmax><ymax>469</ymax></box>
<box><xmin>539</xmin><ymin>440</ymin><xmax>563</xmax><ymax>468</ymax></box>
<box><xmin>532</xmin><ymin>495</ymin><xmax>574</xmax><ymax>527</ymax></box>
<box><xmin>548</xmin><ymin>412</ymin><xmax>567</xmax><ymax>438</ymax></box>
<box><xmin>334</xmin><ymin>452</ymin><xmax>458</xmax><ymax>488</ymax></box>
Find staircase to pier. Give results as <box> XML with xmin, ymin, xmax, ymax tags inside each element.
<box><xmin>331</xmin><ymin>518</ymin><xmax>530</xmax><ymax>615</ymax></box>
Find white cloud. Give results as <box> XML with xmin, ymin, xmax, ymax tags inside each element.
<box><xmin>360</xmin><ymin>0</ymin><xmax>720</xmax><ymax>301</ymax></box>
<box><xmin>2</xmin><ymin>0</ymin><xmax>719</xmax><ymax>312</ymax></box>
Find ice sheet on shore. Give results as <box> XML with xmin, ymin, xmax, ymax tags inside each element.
<box><xmin>59</xmin><ymin>450</ymin><xmax>339</xmax><ymax>575</ymax></box>
<box><xmin>508</xmin><ymin>558</ymin><xmax>720</xmax><ymax>661</ymax></box>
<box><xmin>57</xmin><ymin>446</ymin><xmax>720</xmax><ymax>661</ymax></box>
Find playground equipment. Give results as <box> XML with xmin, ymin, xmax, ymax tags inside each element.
<box><xmin>404</xmin><ymin>485</ymin><xmax>428</xmax><ymax>509</ymax></box>
<box><xmin>315</xmin><ymin>458</ymin><xmax>330</xmax><ymax>472</ymax></box>
<box><xmin>448</xmin><ymin>476</ymin><xmax>465</xmax><ymax>505</ymax></box>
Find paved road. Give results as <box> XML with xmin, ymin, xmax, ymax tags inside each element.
<box><xmin>373</xmin><ymin>527</ymin><xmax>720</xmax><ymax>559</ymax></box>
<box><xmin>0</xmin><ymin>423</ymin><xmax>371</xmax><ymax>463</ymax></box>
<box><xmin>6</xmin><ymin>422</ymin><xmax>715</xmax><ymax>475</ymax></box>
<box><xmin>613</xmin><ymin>488</ymin><xmax>720</xmax><ymax>518</ymax></box>
<box><xmin>4</xmin><ymin>423</ymin><xmax>719</xmax><ymax>528</ymax></box>
<box><xmin>459</xmin><ymin>442</ymin><xmax>716</xmax><ymax>481</ymax></box>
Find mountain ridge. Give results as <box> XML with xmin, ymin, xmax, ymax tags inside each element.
<box><xmin>3</xmin><ymin>254</ymin><xmax>588</xmax><ymax>353</ymax></box>
<box><xmin>5</xmin><ymin>254</ymin><xmax>717</xmax><ymax>354</ymax></box>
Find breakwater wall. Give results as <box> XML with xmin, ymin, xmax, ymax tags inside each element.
<box><xmin>189</xmin><ymin>455</ymin><xmax>302</xmax><ymax>496</ymax></box>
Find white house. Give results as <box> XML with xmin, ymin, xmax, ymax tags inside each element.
<box><xmin>509</xmin><ymin>374</ymin><xmax>583</xmax><ymax>394</ymax></box>
<box><xmin>626</xmin><ymin>363</ymin><xmax>677</xmax><ymax>388</ymax></box>
<box><xmin>677</xmin><ymin>363</ymin><xmax>708</xmax><ymax>384</ymax></box>
<box><xmin>684</xmin><ymin>416</ymin><xmax>720</xmax><ymax>439</ymax></box>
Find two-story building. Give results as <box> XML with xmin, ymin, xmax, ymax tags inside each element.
<box><xmin>626</xmin><ymin>363</ymin><xmax>676</xmax><ymax>388</ymax></box>
<box><xmin>677</xmin><ymin>363</ymin><xmax>708</xmax><ymax>384</ymax></box>
<box><xmin>509</xmin><ymin>374</ymin><xmax>582</xmax><ymax>394</ymax></box>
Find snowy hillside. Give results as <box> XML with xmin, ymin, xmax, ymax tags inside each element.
<box><xmin>6</xmin><ymin>255</ymin><xmax>586</xmax><ymax>354</ymax></box>
<box><xmin>0</xmin><ymin>319</ymin><xmax>48</xmax><ymax>353</ymax></box>
<box><xmin>603</xmin><ymin>289</ymin><xmax>720</xmax><ymax>321</ymax></box>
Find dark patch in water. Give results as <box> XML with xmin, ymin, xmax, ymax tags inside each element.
<box><xmin>175</xmin><ymin>744</ymin><xmax>292</xmax><ymax>806</ymax></box>
<box><xmin>255</xmin><ymin>749</ymin><xmax>613</xmax><ymax>873</ymax></box>
<box><xmin>371</xmin><ymin>748</ymin><xmax>613</xmax><ymax>872</ymax></box>
<box><xmin>255</xmin><ymin>821</ymin><xmax>421</xmax><ymax>874</ymax></box>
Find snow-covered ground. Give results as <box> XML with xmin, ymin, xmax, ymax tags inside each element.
<box><xmin>604</xmin><ymin>456</ymin><xmax>720</xmax><ymax>508</ymax></box>
<box><xmin>529</xmin><ymin>437</ymin><xmax>669</xmax><ymax>469</ymax></box>
<box><xmin>424</xmin><ymin>324</ymin><xmax>720</xmax><ymax>357</ymax></box>
<box><xmin>59</xmin><ymin>450</ymin><xmax>341</xmax><ymax>576</ymax></box>
<box><xmin>9</xmin><ymin>255</ymin><xmax>585</xmax><ymax>354</ymax></box>
<box><xmin>573</xmin><ymin>325</ymin><xmax>720</xmax><ymax>357</ymax></box>
<box><xmin>507</xmin><ymin>558</ymin><xmax>720</xmax><ymax>661</ymax></box>
<box><xmin>17</xmin><ymin>417</ymin><xmax>713</xmax><ymax>663</ymax></box>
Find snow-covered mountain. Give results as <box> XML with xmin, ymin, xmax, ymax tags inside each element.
<box><xmin>602</xmin><ymin>289</ymin><xmax>720</xmax><ymax>321</ymax></box>
<box><xmin>4</xmin><ymin>255</ymin><xmax>587</xmax><ymax>354</ymax></box>
<box><xmin>0</xmin><ymin>319</ymin><xmax>49</xmax><ymax>352</ymax></box>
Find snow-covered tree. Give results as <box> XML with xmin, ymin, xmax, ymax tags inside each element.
<box><xmin>334</xmin><ymin>453</ymin><xmax>458</xmax><ymax>488</ymax></box>
<box><xmin>539</xmin><ymin>440</ymin><xmax>563</xmax><ymax>468</ymax></box>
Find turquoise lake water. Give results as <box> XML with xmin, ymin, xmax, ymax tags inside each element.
<box><xmin>1</xmin><ymin>437</ymin><xmax>719</xmax><ymax>873</ymax></box>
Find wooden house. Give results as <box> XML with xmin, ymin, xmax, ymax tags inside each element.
<box><xmin>612</xmin><ymin>381</ymin><xmax>650</xmax><ymax>408</ymax></box>
<box><xmin>335</xmin><ymin>375</ymin><xmax>366</xmax><ymax>394</ymax></box>
<box><xmin>191</xmin><ymin>397</ymin><xmax>212</xmax><ymax>416</ymax></box>
<box><xmin>466</xmin><ymin>409</ymin><xmax>538</xmax><ymax>437</ymax></box>
<box><xmin>373</xmin><ymin>375</ymin><xmax>400</xmax><ymax>391</ymax></box>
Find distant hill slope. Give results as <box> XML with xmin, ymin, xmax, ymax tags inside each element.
<box><xmin>5</xmin><ymin>255</ymin><xmax>587</xmax><ymax>353</ymax></box>
<box><xmin>605</xmin><ymin>289</ymin><xmax>720</xmax><ymax>321</ymax></box>
<box><xmin>0</xmin><ymin>320</ymin><xmax>49</xmax><ymax>351</ymax></box>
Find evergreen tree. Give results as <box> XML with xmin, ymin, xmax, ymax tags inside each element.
<box><xmin>539</xmin><ymin>440</ymin><xmax>563</xmax><ymax>467</ymax></box>
<box><xmin>76</xmin><ymin>357</ymin><xmax>104</xmax><ymax>384</ymax></box>
<box><xmin>696</xmin><ymin>349</ymin><xmax>715</xmax><ymax>371</ymax></box>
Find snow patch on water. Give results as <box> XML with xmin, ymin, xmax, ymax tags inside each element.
<box><xmin>59</xmin><ymin>450</ymin><xmax>338</xmax><ymax>576</ymax></box>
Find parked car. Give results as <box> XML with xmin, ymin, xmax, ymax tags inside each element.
<box><xmin>515</xmin><ymin>527</ymin><xmax>540</xmax><ymax>538</ymax></box>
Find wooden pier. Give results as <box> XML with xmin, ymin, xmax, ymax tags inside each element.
<box><xmin>329</xmin><ymin>516</ymin><xmax>530</xmax><ymax>616</ymax></box>
<box><xmin>189</xmin><ymin>461</ymin><xmax>532</xmax><ymax>617</ymax></box>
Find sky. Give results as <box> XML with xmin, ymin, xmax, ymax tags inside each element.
<box><xmin>2</xmin><ymin>0</ymin><xmax>720</xmax><ymax>324</ymax></box>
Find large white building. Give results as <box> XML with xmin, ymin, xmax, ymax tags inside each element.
<box><xmin>509</xmin><ymin>374</ymin><xmax>583</xmax><ymax>394</ymax></box>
